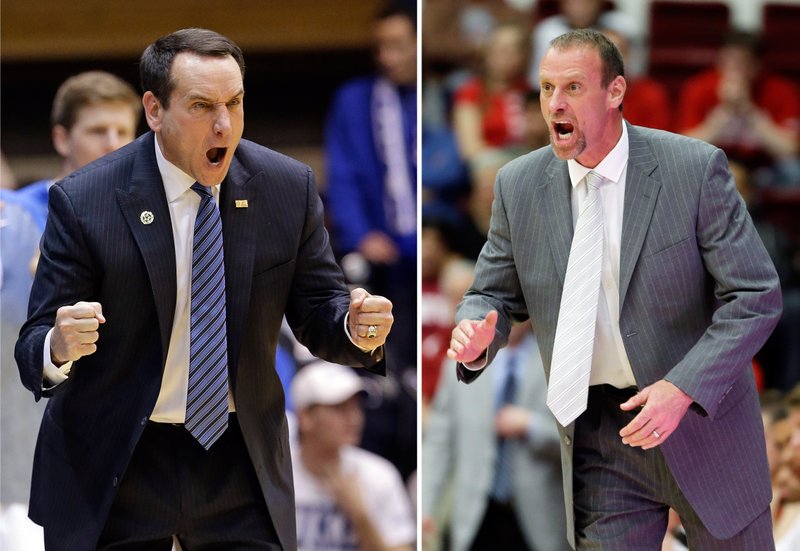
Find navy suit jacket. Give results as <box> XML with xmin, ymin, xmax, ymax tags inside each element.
<box><xmin>15</xmin><ymin>132</ymin><xmax>384</xmax><ymax>550</ymax></box>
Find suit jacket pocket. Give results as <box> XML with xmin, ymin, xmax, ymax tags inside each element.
<box><xmin>642</xmin><ymin>235</ymin><xmax>693</xmax><ymax>259</ymax></box>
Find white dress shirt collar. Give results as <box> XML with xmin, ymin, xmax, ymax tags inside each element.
<box><xmin>153</xmin><ymin>135</ymin><xmax>221</xmax><ymax>202</ymax></box>
<box><xmin>566</xmin><ymin>122</ymin><xmax>629</xmax><ymax>187</ymax></box>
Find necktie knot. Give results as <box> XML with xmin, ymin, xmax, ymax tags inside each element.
<box><xmin>191</xmin><ymin>182</ymin><xmax>213</xmax><ymax>199</ymax></box>
<box><xmin>585</xmin><ymin>171</ymin><xmax>604</xmax><ymax>191</ymax></box>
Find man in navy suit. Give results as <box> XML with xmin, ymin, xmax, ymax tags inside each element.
<box><xmin>16</xmin><ymin>28</ymin><xmax>393</xmax><ymax>550</ymax></box>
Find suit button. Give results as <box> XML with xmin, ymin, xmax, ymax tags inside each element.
<box><xmin>113</xmin><ymin>476</ymin><xmax>119</xmax><ymax>487</ymax></box>
<box><xmin>564</xmin><ymin>436</ymin><xmax>572</xmax><ymax>446</ymax></box>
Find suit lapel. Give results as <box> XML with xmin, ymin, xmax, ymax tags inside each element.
<box><xmin>116</xmin><ymin>132</ymin><xmax>177</xmax><ymax>366</ymax></box>
<box><xmin>219</xmin><ymin>155</ymin><xmax>257</xmax><ymax>386</ymax></box>
<box><xmin>543</xmin><ymin>160</ymin><xmax>574</xmax><ymax>285</ymax></box>
<box><xmin>619</xmin><ymin>124</ymin><xmax>661</xmax><ymax>309</ymax></box>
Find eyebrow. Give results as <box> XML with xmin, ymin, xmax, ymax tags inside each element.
<box><xmin>187</xmin><ymin>89</ymin><xmax>245</xmax><ymax>102</ymax></box>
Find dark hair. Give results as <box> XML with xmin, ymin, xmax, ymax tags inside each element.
<box><xmin>139</xmin><ymin>28</ymin><xmax>245</xmax><ymax>107</ymax></box>
<box><xmin>722</xmin><ymin>30</ymin><xmax>763</xmax><ymax>57</ymax></box>
<box><xmin>52</xmin><ymin>71</ymin><xmax>141</xmax><ymax>129</ymax></box>
<box><xmin>376</xmin><ymin>1</ymin><xmax>416</xmax><ymax>33</ymax></box>
<box><xmin>550</xmin><ymin>28</ymin><xmax>624</xmax><ymax>88</ymax></box>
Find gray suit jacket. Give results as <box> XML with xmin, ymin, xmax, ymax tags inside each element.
<box><xmin>456</xmin><ymin>124</ymin><xmax>782</xmax><ymax>547</ymax></box>
<box><xmin>423</xmin><ymin>332</ymin><xmax>570</xmax><ymax>551</ymax></box>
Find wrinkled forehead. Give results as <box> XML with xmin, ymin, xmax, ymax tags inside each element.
<box><xmin>540</xmin><ymin>45</ymin><xmax>602</xmax><ymax>81</ymax></box>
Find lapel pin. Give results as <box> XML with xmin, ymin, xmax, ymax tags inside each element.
<box><xmin>140</xmin><ymin>211</ymin><xmax>154</xmax><ymax>225</ymax></box>
<box><xmin>235</xmin><ymin>199</ymin><xmax>248</xmax><ymax>208</ymax></box>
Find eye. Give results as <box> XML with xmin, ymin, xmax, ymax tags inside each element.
<box><xmin>569</xmin><ymin>83</ymin><xmax>581</xmax><ymax>92</ymax></box>
<box><xmin>191</xmin><ymin>102</ymin><xmax>208</xmax><ymax>111</ymax></box>
<box><xmin>227</xmin><ymin>97</ymin><xmax>242</xmax><ymax>107</ymax></box>
<box><xmin>541</xmin><ymin>83</ymin><xmax>552</xmax><ymax>93</ymax></box>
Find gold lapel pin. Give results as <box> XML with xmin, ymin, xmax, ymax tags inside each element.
<box><xmin>140</xmin><ymin>211</ymin><xmax>154</xmax><ymax>225</ymax></box>
<box><xmin>235</xmin><ymin>200</ymin><xmax>248</xmax><ymax>208</ymax></box>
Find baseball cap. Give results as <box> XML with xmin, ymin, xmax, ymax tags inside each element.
<box><xmin>291</xmin><ymin>361</ymin><xmax>365</xmax><ymax>410</ymax></box>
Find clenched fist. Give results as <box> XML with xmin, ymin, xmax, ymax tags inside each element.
<box><xmin>50</xmin><ymin>301</ymin><xmax>105</xmax><ymax>366</ymax></box>
<box><xmin>348</xmin><ymin>288</ymin><xmax>393</xmax><ymax>350</ymax></box>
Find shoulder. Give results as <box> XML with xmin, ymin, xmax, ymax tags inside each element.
<box><xmin>630</xmin><ymin>124</ymin><xmax>717</xmax><ymax>156</ymax></box>
<box><xmin>497</xmin><ymin>146</ymin><xmax>557</xmax><ymax>185</ymax></box>
<box><xmin>332</xmin><ymin>76</ymin><xmax>376</xmax><ymax>105</ymax></box>
<box><xmin>343</xmin><ymin>446</ymin><xmax>404</xmax><ymax>483</ymax></box>
<box><xmin>628</xmin><ymin>124</ymin><xmax>723</xmax><ymax>177</ymax></box>
<box><xmin>57</xmin><ymin>137</ymin><xmax>142</xmax><ymax>198</ymax></box>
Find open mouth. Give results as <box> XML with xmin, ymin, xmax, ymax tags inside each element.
<box><xmin>206</xmin><ymin>147</ymin><xmax>228</xmax><ymax>166</ymax></box>
<box><xmin>553</xmin><ymin>121</ymin><xmax>574</xmax><ymax>140</ymax></box>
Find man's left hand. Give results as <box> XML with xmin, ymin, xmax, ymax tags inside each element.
<box><xmin>619</xmin><ymin>380</ymin><xmax>693</xmax><ymax>450</ymax></box>
<box><xmin>348</xmin><ymin>288</ymin><xmax>393</xmax><ymax>350</ymax></box>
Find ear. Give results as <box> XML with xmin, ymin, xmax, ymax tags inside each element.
<box><xmin>142</xmin><ymin>91</ymin><xmax>163</xmax><ymax>133</ymax></box>
<box><xmin>51</xmin><ymin>125</ymin><xmax>71</xmax><ymax>158</ymax></box>
<box><xmin>608</xmin><ymin>75</ymin><xmax>626</xmax><ymax>110</ymax></box>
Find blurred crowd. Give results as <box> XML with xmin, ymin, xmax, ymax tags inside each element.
<box><xmin>421</xmin><ymin>1</ymin><xmax>800</xmax><ymax>550</ymax></box>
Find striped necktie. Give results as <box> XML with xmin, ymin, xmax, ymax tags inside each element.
<box><xmin>185</xmin><ymin>182</ymin><xmax>229</xmax><ymax>449</ymax></box>
<box><xmin>546</xmin><ymin>171</ymin><xmax>605</xmax><ymax>427</ymax></box>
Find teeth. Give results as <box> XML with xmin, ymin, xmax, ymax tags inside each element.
<box><xmin>558</xmin><ymin>132</ymin><xmax>572</xmax><ymax>139</ymax></box>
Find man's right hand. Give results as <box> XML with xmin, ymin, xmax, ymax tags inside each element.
<box><xmin>51</xmin><ymin>301</ymin><xmax>105</xmax><ymax>366</ymax></box>
<box><xmin>446</xmin><ymin>310</ymin><xmax>498</xmax><ymax>364</ymax></box>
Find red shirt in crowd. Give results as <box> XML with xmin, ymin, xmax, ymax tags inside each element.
<box><xmin>454</xmin><ymin>76</ymin><xmax>530</xmax><ymax>149</ymax></box>
<box><xmin>622</xmin><ymin>77</ymin><xmax>672</xmax><ymax>132</ymax></box>
<box><xmin>678</xmin><ymin>68</ymin><xmax>800</xmax><ymax>168</ymax></box>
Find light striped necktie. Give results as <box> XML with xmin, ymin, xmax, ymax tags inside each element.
<box><xmin>185</xmin><ymin>182</ymin><xmax>229</xmax><ymax>449</ymax></box>
<box><xmin>547</xmin><ymin>171</ymin><xmax>605</xmax><ymax>427</ymax></box>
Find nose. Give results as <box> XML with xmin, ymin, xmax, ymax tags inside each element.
<box><xmin>548</xmin><ymin>87</ymin><xmax>566</xmax><ymax>114</ymax></box>
<box><xmin>213</xmin><ymin>105</ymin><xmax>232</xmax><ymax>137</ymax></box>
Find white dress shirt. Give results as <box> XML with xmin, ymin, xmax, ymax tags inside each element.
<box><xmin>566</xmin><ymin>123</ymin><xmax>636</xmax><ymax>388</ymax></box>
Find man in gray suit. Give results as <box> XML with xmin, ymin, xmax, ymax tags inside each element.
<box><xmin>447</xmin><ymin>29</ymin><xmax>782</xmax><ymax>549</ymax></box>
<box><xmin>422</xmin><ymin>322</ymin><xmax>570</xmax><ymax>551</ymax></box>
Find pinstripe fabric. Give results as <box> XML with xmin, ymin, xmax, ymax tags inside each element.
<box><xmin>547</xmin><ymin>172</ymin><xmax>604</xmax><ymax>426</ymax></box>
<box><xmin>15</xmin><ymin>132</ymin><xmax>385</xmax><ymax>550</ymax></box>
<box><xmin>185</xmin><ymin>183</ymin><xmax>229</xmax><ymax>449</ymax></box>
<box><xmin>573</xmin><ymin>387</ymin><xmax>774</xmax><ymax>550</ymax></box>
<box><xmin>456</xmin><ymin>123</ymin><xmax>781</xmax><ymax>548</ymax></box>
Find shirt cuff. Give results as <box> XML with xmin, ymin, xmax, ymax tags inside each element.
<box><xmin>344</xmin><ymin>312</ymin><xmax>379</xmax><ymax>354</ymax></box>
<box><xmin>42</xmin><ymin>328</ymin><xmax>72</xmax><ymax>389</ymax></box>
<box><xmin>462</xmin><ymin>351</ymin><xmax>488</xmax><ymax>371</ymax></box>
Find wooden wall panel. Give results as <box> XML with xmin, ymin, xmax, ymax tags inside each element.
<box><xmin>1</xmin><ymin>0</ymin><xmax>382</xmax><ymax>60</ymax></box>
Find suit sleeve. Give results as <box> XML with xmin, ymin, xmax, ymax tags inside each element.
<box><xmin>15</xmin><ymin>184</ymin><xmax>98</xmax><ymax>400</ymax></box>
<box><xmin>455</xmin><ymin>167</ymin><xmax>530</xmax><ymax>383</ymax></box>
<box><xmin>664</xmin><ymin>148</ymin><xmax>781</xmax><ymax>417</ymax></box>
<box><xmin>285</xmin><ymin>168</ymin><xmax>385</xmax><ymax>373</ymax></box>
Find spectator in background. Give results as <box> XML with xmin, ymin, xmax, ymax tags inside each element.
<box><xmin>678</xmin><ymin>31</ymin><xmax>800</xmax><ymax>187</ymax></box>
<box><xmin>0</xmin><ymin>197</ymin><xmax>46</xmax><ymax>551</ymax></box>
<box><xmin>15</xmin><ymin>71</ymin><xmax>141</xmax><ymax>230</ymax></box>
<box><xmin>325</xmin><ymin>2</ymin><xmax>417</xmax><ymax>371</ymax></box>
<box><xmin>453</xmin><ymin>23</ymin><xmax>531</xmax><ymax>163</ymax></box>
<box><xmin>523</xmin><ymin>90</ymin><xmax>551</xmax><ymax>151</ymax></box>
<box><xmin>528</xmin><ymin>0</ymin><xmax>636</xmax><ymax>90</ymax></box>
<box><xmin>602</xmin><ymin>28</ymin><xmax>672</xmax><ymax>131</ymax></box>
<box><xmin>291</xmin><ymin>361</ymin><xmax>415</xmax><ymax>551</ymax></box>
<box><xmin>422</xmin><ymin>322</ymin><xmax>569</xmax><ymax>551</ymax></box>
<box><xmin>769</xmin><ymin>387</ymin><xmax>800</xmax><ymax>550</ymax></box>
